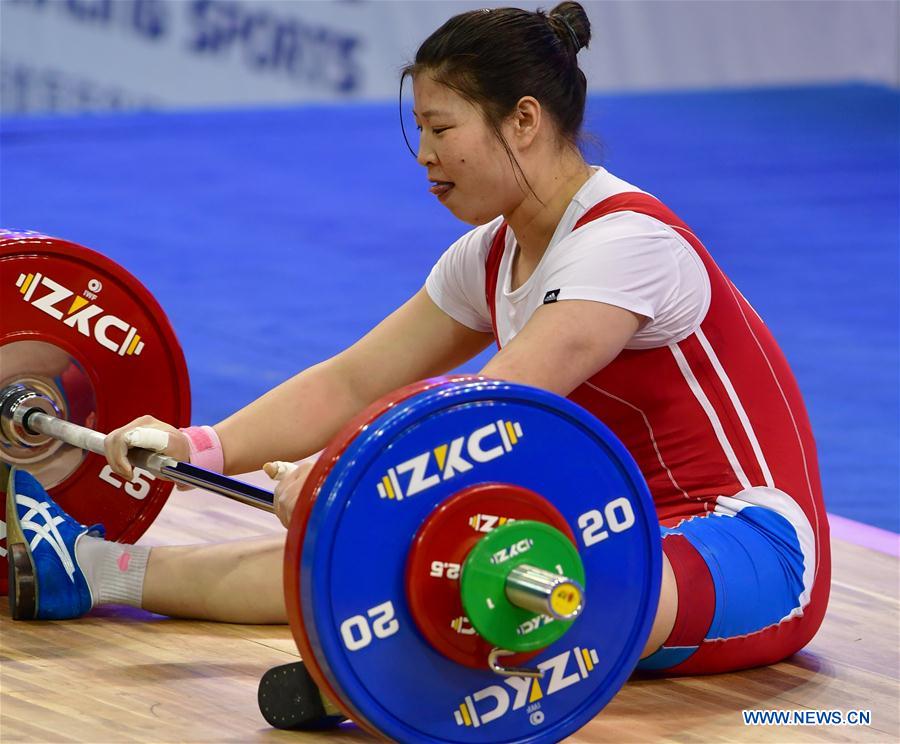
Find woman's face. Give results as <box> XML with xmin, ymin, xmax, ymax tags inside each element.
<box><xmin>412</xmin><ymin>73</ymin><xmax>523</xmax><ymax>225</ymax></box>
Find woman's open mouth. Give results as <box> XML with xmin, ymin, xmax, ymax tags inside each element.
<box><xmin>429</xmin><ymin>181</ymin><xmax>455</xmax><ymax>199</ymax></box>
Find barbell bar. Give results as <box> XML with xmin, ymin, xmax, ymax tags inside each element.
<box><xmin>0</xmin><ymin>382</ymin><xmax>586</xmax><ymax>626</ymax></box>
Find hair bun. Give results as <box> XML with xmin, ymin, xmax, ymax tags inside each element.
<box><xmin>548</xmin><ymin>1</ymin><xmax>591</xmax><ymax>53</ymax></box>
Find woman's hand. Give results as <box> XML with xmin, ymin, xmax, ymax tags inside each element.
<box><xmin>265</xmin><ymin>459</ymin><xmax>315</xmax><ymax>529</ymax></box>
<box><xmin>103</xmin><ymin>416</ymin><xmax>191</xmax><ymax>481</ymax></box>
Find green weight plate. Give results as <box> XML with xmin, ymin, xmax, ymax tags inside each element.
<box><xmin>460</xmin><ymin>520</ymin><xmax>585</xmax><ymax>652</ymax></box>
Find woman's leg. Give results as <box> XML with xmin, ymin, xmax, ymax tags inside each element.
<box><xmin>636</xmin><ymin>489</ymin><xmax>826</xmax><ymax>675</ymax></box>
<box><xmin>142</xmin><ymin>537</ymin><xmax>682</xmax><ymax>636</ymax></box>
<box><xmin>641</xmin><ymin>552</ymin><xmax>678</xmax><ymax>658</ymax></box>
<box><xmin>141</xmin><ymin>535</ymin><xmax>287</xmax><ymax>623</ymax></box>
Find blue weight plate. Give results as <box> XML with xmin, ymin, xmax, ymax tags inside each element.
<box><xmin>299</xmin><ymin>380</ymin><xmax>661</xmax><ymax>743</ymax></box>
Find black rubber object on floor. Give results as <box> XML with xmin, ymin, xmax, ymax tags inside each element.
<box><xmin>257</xmin><ymin>661</ymin><xmax>346</xmax><ymax>730</ymax></box>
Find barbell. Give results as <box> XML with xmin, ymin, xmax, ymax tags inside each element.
<box><xmin>0</xmin><ymin>230</ymin><xmax>662</xmax><ymax>742</ymax></box>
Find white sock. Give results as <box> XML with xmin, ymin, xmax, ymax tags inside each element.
<box><xmin>74</xmin><ymin>535</ymin><xmax>151</xmax><ymax>608</ymax></box>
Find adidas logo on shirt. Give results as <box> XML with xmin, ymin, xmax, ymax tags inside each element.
<box><xmin>543</xmin><ymin>289</ymin><xmax>560</xmax><ymax>304</ymax></box>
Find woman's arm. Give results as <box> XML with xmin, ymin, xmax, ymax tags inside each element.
<box><xmin>480</xmin><ymin>299</ymin><xmax>642</xmax><ymax>394</ymax></box>
<box><xmin>214</xmin><ymin>288</ymin><xmax>492</xmax><ymax>474</ymax></box>
<box><xmin>268</xmin><ymin>297</ymin><xmax>642</xmax><ymax>528</ymax></box>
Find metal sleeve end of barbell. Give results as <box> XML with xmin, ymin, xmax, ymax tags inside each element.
<box><xmin>505</xmin><ymin>564</ymin><xmax>585</xmax><ymax>621</ymax></box>
<box><xmin>0</xmin><ymin>383</ymin><xmax>61</xmax><ymax>449</ymax></box>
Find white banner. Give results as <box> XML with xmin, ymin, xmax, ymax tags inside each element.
<box><xmin>1</xmin><ymin>0</ymin><xmax>897</xmax><ymax>114</ymax></box>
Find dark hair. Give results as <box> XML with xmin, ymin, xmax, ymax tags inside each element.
<box><xmin>400</xmin><ymin>2</ymin><xmax>592</xmax><ymax>188</ymax></box>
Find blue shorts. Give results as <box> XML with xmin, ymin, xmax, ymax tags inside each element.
<box><xmin>637</xmin><ymin>488</ymin><xmax>821</xmax><ymax>674</ymax></box>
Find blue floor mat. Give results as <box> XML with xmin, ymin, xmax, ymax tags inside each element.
<box><xmin>1</xmin><ymin>84</ymin><xmax>897</xmax><ymax>532</ymax></box>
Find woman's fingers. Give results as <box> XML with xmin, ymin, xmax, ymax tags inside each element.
<box><xmin>270</xmin><ymin>460</ymin><xmax>314</xmax><ymax>529</ymax></box>
<box><xmin>263</xmin><ymin>460</ymin><xmax>297</xmax><ymax>481</ymax></box>
<box><xmin>102</xmin><ymin>415</ymin><xmax>187</xmax><ymax>480</ymax></box>
<box><xmin>123</xmin><ymin>427</ymin><xmax>171</xmax><ymax>453</ymax></box>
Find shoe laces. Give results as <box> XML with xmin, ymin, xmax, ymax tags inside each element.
<box><xmin>17</xmin><ymin>493</ymin><xmax>78</xmax><ymax>582</ymax></box>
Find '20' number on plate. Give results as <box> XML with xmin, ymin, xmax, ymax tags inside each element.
<box><xmin>577</xmin><ymin>496</ymin><xmax>635</xmax><ymax>547</ymax></box>
<box><xmin>340</xmin><ymin>601</ymin><xmax>399</xmax><ymax>651</ymax></box>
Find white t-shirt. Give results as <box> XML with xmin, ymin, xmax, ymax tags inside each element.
<box><xmin>425</xmin><ymin>167</ymin><xmax>711</xmax><ymax>349</ymax></box>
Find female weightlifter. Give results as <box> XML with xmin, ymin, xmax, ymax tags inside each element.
<box><xmin>7</xmin><ymin>0</ymin><xmax>829</xmax><ymax>699</ymax></box>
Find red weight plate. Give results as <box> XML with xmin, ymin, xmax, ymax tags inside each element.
<box><xmin>284</xmin><ymin>375</ymin><xmax>484</xmax><ymax>734</ymax></box>
<box><xmin>405</xmin><ymin>482</ymin><xmax>576</xmax><ymax>669</ymax></box>
<box><xmin>0</xmin><ymin>231</ymin><xmax>190</xmax><ymax>594</ymax></box>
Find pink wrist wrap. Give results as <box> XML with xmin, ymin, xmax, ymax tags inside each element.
<box><xmin>179</xmin><ymin>425</ymin><xmax>224</xmax><ymax>473</ymax></box>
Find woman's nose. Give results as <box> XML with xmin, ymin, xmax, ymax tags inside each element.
<box><xmin>416</xmin><ymin>140</ymin><xmax>436</xmax><ymax>167</ymax></box>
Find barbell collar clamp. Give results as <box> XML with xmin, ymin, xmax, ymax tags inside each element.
<box><xmin>488</xmin><ymin>647</ymin><xmax>545</xmax><ymax>679</ymax></box>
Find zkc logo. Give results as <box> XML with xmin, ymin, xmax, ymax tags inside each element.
<box><xmin>377</xmin><ymin>419</ymin><xmax>524</xmax><ymax>501</ymax></box>
<box><xmin>15</xmin><ymin>271</ymin><xmax>145</xmax><ymax>357</ymax></box>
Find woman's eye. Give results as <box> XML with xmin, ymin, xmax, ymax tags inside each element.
<box><xmin>415</xmin><ymin>125</ymin><xmax>449</xmax><ymax>135</ymax></box>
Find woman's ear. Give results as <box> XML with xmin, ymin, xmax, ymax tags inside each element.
<box><xmin>511</xmin><ymin>96</ymin><xmax>542</xmax><ymax>148</ymax></box>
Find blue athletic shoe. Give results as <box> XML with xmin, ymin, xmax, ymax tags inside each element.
<box><xmin>5</xmin><ymin>467</ymin><xmax>103</xmax><ymax>620</ymax></box>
